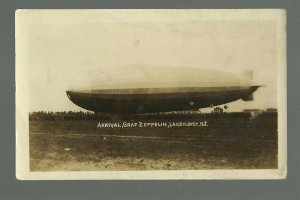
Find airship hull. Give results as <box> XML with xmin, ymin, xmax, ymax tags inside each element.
<box><xmin>66</xmin><ymin>86</ymin><xmax>259</xmax><ymax>113</ymax></box>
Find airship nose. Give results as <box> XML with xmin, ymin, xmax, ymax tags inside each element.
<box><xmin>66</xmin><ymin>91</ymin><xmax>72</xmax><ymax>99</ymax></box>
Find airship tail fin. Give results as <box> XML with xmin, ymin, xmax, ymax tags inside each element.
<box><xmin>242</xmin><ymin>70</ymin><xmax>253</xmax><ymax>80</ymax></box>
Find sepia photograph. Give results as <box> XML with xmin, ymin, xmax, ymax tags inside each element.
<box><xmin>15</xmin><ymin>9</ymin><xmax>287</xmax><ymax>180</ymax></box>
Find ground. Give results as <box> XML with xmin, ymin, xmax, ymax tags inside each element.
<box><xmin>29</xmin><ymin>113</ymin><xmax>278</xmax><ymax>171</ymax></box>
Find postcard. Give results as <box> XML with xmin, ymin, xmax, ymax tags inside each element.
<box><xmin>16</xmin><ymin>9</ymin><xmax>287</xmax><ymax>180</ymax></box>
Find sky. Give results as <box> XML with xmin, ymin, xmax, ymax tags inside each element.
<box><xmin>18</xmin><ymin>10</ymin><xmax>285</xmax><ymax>112</ymax></box>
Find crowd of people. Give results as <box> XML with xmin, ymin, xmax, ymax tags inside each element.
<box><xmin>29</xmin><ymin>110</ymin><xmax>205</xmax><ymax>120</ymax></box>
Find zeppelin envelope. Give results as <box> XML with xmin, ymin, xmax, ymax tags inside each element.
<box><xmin>15</xmin><ymin>9</ymin><xmax>287</xmax><ymax>180</ymax></box>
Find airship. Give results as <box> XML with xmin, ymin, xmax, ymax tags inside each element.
<box><xmin>66</xmin><ymin>67</ymin><xmax>261</xmax><ymax>114</ymax></box>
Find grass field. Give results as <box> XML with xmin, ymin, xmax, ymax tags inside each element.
<box><xmin>29</xmin><ymin>113</ymin><xmax>278</xmax><ymax>171</ymax></box>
